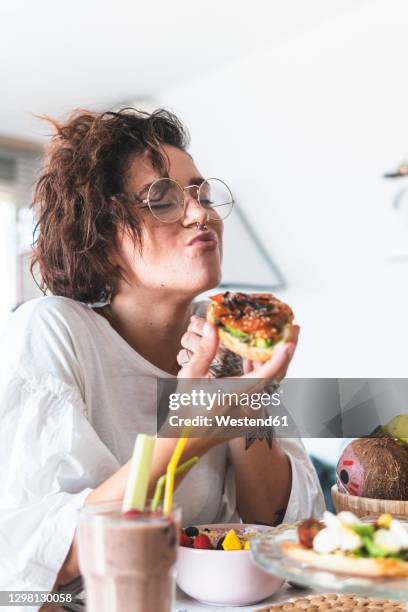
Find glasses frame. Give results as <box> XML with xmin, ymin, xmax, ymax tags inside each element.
<box><xmin>140</xmin><ymin>177</ymin><xmax>234</xmax><ymax>223</ymax></box>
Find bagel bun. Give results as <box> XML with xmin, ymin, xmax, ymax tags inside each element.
<box><xmin>207</xmin><ymin>293</ymin><xmax>294</xmax><ymax>363</ymax></box>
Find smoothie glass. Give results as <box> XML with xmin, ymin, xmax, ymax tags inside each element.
<box><xmin>77</xmin><ymin>501</ymin><xmax>181</xmax><ymax>612</ymax></box>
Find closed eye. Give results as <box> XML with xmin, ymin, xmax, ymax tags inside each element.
<box><xmin>149</xmin><ymin>202</ymin><xmax>173</xmax><ymax>209</ymax></box>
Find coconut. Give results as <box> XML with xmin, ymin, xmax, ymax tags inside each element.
<box><xmin>336</xmin><ymin>437</ymin><xmax>408</xmax><ymax>500</ymax></box>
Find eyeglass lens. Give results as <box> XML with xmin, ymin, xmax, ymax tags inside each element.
<box><xmin>147</xmin><ymin>178</ymin><xmax>233</xmax><ymax>222</ymax></box>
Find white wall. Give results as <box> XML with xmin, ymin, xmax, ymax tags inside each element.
<box><xmin>159</xmin><ymin>0</ymin><xmax>408</xmax><ymax>378</ymax></box>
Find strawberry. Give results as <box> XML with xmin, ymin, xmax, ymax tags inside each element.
<box><xmin>122</xmin><ymin>509</ymin><xmax>142</xmax><ymax>519</ymax></box>
<box><xmin>193</xmin><ymin>534</ymin><xmax>213</xmax><ymax>550</ymax></box>
<box><xmin>180</xmin><ymin>530</ymin><xmax>193</xmax><ymax>547</ymax></box>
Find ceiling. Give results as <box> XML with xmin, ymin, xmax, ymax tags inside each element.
<box><xmin>1</xmin><ymin>0</ymin><xmax>364</xmax><ymax>142</ymax></box>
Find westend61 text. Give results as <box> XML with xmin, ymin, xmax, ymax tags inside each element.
<box><xmin>168</xmin><ymin>414</ymin><xmax>289</xmax><ymax>427</ymax></box>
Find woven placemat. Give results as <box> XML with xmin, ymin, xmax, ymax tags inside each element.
<box><xmin>256</xmin><ymin>593</ymin><xmax>405</xmax><ymax>611</ymax></box>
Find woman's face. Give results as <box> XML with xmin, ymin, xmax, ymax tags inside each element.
<box><xmin>116</xmin><ymin>144</ymin><xmax>223</xmax><ymax>298</ymax></box>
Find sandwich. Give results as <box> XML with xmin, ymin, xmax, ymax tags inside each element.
<box><xmin>282</xmin><ymin>511</ymin><xmax>408</xmax><ymax>577</ymax></box>
<box><xmin>207</xmin><ymin>291</ymin><xmax>294</xmax><ymax>363</ymax></box>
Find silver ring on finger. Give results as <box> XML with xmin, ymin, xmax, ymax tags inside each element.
<box><xmin>180</xmin><ymin>349</ymin><xmax>193</xmax><ymax>366</ymax></box>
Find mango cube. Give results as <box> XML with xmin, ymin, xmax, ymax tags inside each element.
<box><xmin>377</xmin><ymin>513</ymin><xmax>393</xmax><ymax>529</ymax></box>
<box><xmin>222</xmin><ymin>528</ymin><xmax>242</xmax><ymax>551</ymax></box>
<box><xmin>244</xmin><ymin>540</ymin><xmax>250</xmax><ymax>550</ymax></box>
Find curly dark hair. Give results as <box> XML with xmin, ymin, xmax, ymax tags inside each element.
<box><xmin>31</xmin><ymin>107</ymin><xmax>190</xmax><ymax>303</ymax></box>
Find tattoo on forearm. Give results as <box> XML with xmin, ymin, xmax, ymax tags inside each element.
<box><xmin>253</xmin><ymin>507</ymin><xmax>286</xmax><ymax>527</ymax></box>
<box><xmin>273</xmin><ymin>508</ymin><xmax>286</xmax><ymax>526</ymax></box>
<box><xmin>245</xmin><ymin>428</ymin><xmax>274</xmax><ymax>450</ymax></box>
<box><xmin>209</xmin><ymin>347</ymin><xmax>276</xmax><ymax>451</ymax></box>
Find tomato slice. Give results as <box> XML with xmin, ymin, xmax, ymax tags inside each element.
<box><xmin>209</xmin><ymin>291</ymin><xmax>293</xmax><ymax>340</ymax></box>
<box><xmin>209</xmin><ymin>293</ymin><xmax>224</xmax><ymax>304</ymax></box>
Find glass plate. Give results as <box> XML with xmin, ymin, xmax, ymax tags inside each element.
<box><xmin>250</xmin><ymin>525</ymin><xmax>408</xmax><ymax>602</ymax></box>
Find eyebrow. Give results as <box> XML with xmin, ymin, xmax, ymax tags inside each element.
<box><xmin>186</xmin><ymin>176</ymin><xmax>205</xmax><ymax>187</ymax></box>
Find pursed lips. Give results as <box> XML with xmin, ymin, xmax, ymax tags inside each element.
<box><xmin>186</xmin><ymin>231</ymin><xmax>218</xmax><ymax>248</ymax></box>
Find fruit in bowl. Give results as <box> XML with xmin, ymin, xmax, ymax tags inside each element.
<box><xmin>176</xmin><ymin>523</ymin><xmax>284</xmax><ymax>606</ymax></box>
<box><xmin>179</xmin><ymin>524</ymin><xmax>258</xmax><ymax>550</ymax></box>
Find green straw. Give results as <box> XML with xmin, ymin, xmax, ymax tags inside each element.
<box><xmin>122</xmin><ymin>434</ymin><xmax>155</xmax><ymax>513</ymax></box>
<box><xmin>151</xmin><ymin>456</ymin><xmax>199</xmax><ymax>511</ymax></box>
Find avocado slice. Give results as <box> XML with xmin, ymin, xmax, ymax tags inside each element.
<box><xmin>224</xmin><ymin>324</ymin><xmax>250</xmax><ymax>339</ymax></box>
<box><xmin>352</xmin><ymin>524</ymin><xmax>375</xmax><ymax>538</ymax></box>
<box><xmin>362</xmin><ymin>535</ymin><xmax>389</xmax><ymax>558</ymax></box>
<box><xmin>255</xmin><ymin>337</ymin><xmax>274</xmax><ymax>348</ymax></box>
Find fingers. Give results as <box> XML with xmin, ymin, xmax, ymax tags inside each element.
<box><xmin>178</xmin><ymin>322</ymin><xmax>219</xmax><ymax>378</ymax></box>
<box><xmin>270</xmin><ymin>325</ymin><xmax>300</xmax><ymax>380</ymax></box>
<box><xmin>253</xmin><ymin>343</ymin><xmax>295</xmax><ymax>379</ymax></box>
<box><xmin>178</xmin><ymin>316</ymin><xmax>209</xmax><ymax>366</ymax></box>
<box><xmin>187</xmin><ymin>315</ymin><xmax>206</xmax><ymax>336</ymax></box>
<box><xmin>240</xmin><ymin>345</ymin><xmax>293</xmax><ymax>394</ymax></box>
<box><xmin>244</xmin><ymin>325</ymin><xmax>300</xmax><ymax>383</ymax></box>
<box><xmin>177</xmin><ymin>348</ymin><xmax>192</xmax><ymax>367</ymax></box>
<box><xmin>242</xmin><ymin>358</ymin><xmax>254</xmax><ymax>374</ymax></box>
<box><xmin>287</xmin><ymin>324</ymin><xmax>300</xmax><ymax>345</ymax></box>
<box><xmin>272</xmin><ymin>325</ymin><xmax>300</xmax><ymax>380</ymax></box>
<box><xmin>181</xmin><ymin>329</ymin><xmax>203</xmax><ymax>354</ymax></box>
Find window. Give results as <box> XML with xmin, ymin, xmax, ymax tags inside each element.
<box><xmin>0</xmin><ymin>147</ymin><xmax>42</xmax><ymax>331</ymax></box>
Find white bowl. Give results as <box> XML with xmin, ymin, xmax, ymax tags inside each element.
<box><xmin>176</xmin><ymin>523</ymin><xmax>284</xmax><ymax>606</ymax></box>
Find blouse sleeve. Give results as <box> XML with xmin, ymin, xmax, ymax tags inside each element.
<box><xmin>0</xmin><ymin>373</ymin><xmax>120</xmax><ymax>594</ymax></box>
<box><xmin>278</xmin><ymin>437</ymin><xmax>326</xmax><ymax>523</ymax></box>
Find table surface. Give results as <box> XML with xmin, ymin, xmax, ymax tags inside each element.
<box><xmin>173</xmin><ymin>584</ymin><xmax>316</xmax><ymax>612</ymax></box>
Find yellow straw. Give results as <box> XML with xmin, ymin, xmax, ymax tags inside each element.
<box><xmin>163</xmin><ymin>426</ymin><xmax>190</xmax><ymax>514</ymax></box>
<box><xmin>151</xmin><ymin>456</ymin><xmax>198</xmax><ymax>512</ymax></box>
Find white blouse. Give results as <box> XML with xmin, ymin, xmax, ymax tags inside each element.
<box><xmin>0</xmin><ymin>296</ymin><xmax>325</xmax><ymax>601</ymax></box>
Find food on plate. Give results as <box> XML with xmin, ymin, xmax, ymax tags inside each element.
<box><xmin>282</xmin><ymin>511</ymin><xmax>408</xmax><ymax>577</ymax></box>
<box><xmin>297</xmin><ymin>518</ymin><xmax>324</xmax><ymax>548</ymax></box>
<box><xmin>336</xmin><ymin>438</ymin><xmax>408</xmax><ymax>500</ymax></box>
<box><xmin>207</xmin><ymin>291</ymin><xmax>294</xmax><ymax>363</ymax></box>
<box><xmin>179</xmin><ymin>525</ymin><xmax>259</xmax><ymax>551</ymax></box>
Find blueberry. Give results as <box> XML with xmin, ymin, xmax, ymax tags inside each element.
<box><xmin>185</xmin><ymin>526</ymin><xmax>199</xmax><ymax>537</ymax></box>
<box><xmin>216</xmin><ymin>536</ymin><xmax>225</xmax><ymax>550</ymax></box>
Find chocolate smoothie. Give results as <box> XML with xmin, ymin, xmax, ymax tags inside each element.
<box><xmin>77</xmin><ymin>502</ymin><xmax>179</xmax><ymax>612</ymax></box>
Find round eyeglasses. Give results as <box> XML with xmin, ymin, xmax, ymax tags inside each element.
<box><xmin>140</xmin><ymin>177</ymin><xmax>234</xmax><ymax>223</ymax></box>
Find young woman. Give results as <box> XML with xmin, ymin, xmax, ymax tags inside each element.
<box><xmin>0</xmin><ymin>109</ymin><xmax>324</xmax><ymax>597</ymax></box>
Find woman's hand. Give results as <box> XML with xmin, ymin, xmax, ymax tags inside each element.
<box><xmin>178</xmin><ymin>315</ymin><xmax>299</xmax><ymax>383</ymax></box>
<box><xmin>177</xmin><ymin>316</ymin><xmax>299</xmax><ymax>525</ymax></box>
<box><xmin>166</xmin><ymin>316</ymin><xmax>300</xmax><ymax>441</ymax></box>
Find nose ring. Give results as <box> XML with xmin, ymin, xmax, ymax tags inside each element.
<box><xmin>196</xmin><ymin>213</ymin><xmax>210</xmax><ymax>231</ymax></box>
